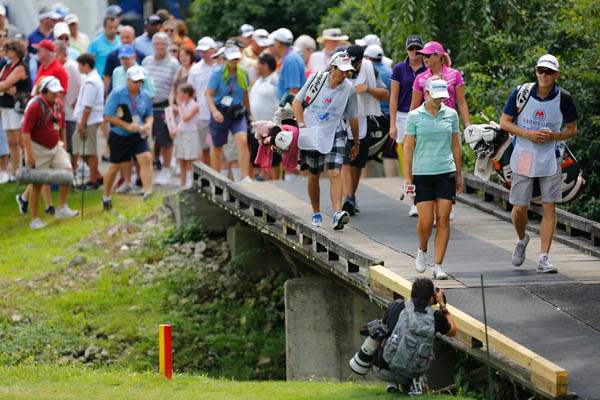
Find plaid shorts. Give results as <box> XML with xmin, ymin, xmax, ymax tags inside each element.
<box><xmin>299</xmin><ymin>128</ymin><xmax>347</xmax><ymax>174</ymax></box>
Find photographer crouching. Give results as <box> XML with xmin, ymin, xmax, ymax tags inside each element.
<box><xmin>349</xmin><ymin>278</ymin><xmax>457</xmax><ymax>395</ymax></box>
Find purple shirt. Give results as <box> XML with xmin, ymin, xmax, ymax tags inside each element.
<box><xmin>391</xmin><ymin>59</ymin><xmax>426</xmax><ymax>112</ymax></box>
<box><xmin>413</xmin><ymin>64</ymin><xmax>465</xmax><ymax>110</ymax></box>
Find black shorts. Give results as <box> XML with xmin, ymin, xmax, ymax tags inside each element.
<box><xmin>414</xmin><ymin>172</ymin><xmax>456</xmax><ymax>204</ymax></box>
<box><xmin>152</xmin><ymin>108</ymin><xmax>173</xmax><ymax>147</ymax></box>
<box><xmin>65</xmin><ymin>121</ymin><xmax>76</xmax><ymax>154</ymax></box>
<box><xmin>381</xmin><ymin>137</ymin><xmax>398</xmax><ymax>159</ymax></box>
<box><xmin>108</xmin><ymin>131</ymin><xmax>150</xmax><ymax>164</ymax></box>
<box><xmin>344</xmin><ymin>135</ymin><xmax>370</xmax><ymax>168</ymax></box>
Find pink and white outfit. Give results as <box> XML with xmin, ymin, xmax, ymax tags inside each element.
<box><xmin>174</xmin><ymin>99</ymin><xmax>200</xmax><ymax>160</ymax></box>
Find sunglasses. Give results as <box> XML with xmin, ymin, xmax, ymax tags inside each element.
<box><xmin>422</xmin><ymin>53</ymin><xmax>433</xmax><ymax>58</ymax></box>
<box><xmin>407</xmin><ymin>46</ymin><xmax>422</xmax><ymax>51</ymax></box>
<box><xmin>164</xmin><ymin>29</ymin><xmax>174</xmax><ymax>33</ymax></box>
<box><xmin>536</xmin><ymin>67</ymin><xmax>556</xmax><ymax>76</ymax></box>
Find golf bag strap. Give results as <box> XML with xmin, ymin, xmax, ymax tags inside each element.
<box><xmin>302</xmin><ymin>71</ymin><xmax>328</xmax><ymax>109</ymax></box>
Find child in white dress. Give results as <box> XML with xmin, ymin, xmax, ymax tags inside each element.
<box><xmin>171</xmin><ymin>84</ymin><xmax>200</xmax><ymax>189</ymax></box>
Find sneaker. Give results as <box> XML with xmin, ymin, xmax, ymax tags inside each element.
<box><xmin>311</xmin><ymin>212</ymin><xmax>323</xmax><ymax>227</ymax></box>
<box><xmin>342</xmin><ymin>196</ymin><xmax>356</xmax><ymax>216</ymax></box>
<box><xmin>102</xmin><ymin>197</ymin><xmax>112</xmax><ymax>211</ymax></box>
<box><xmin>407</xmin><ymin>376</ymin><xmax>425</xmax><ymax>396</ymax></box>
<box><xmin>29</xmin><ymin>218</ymin><xmax>47</xmax><ymax>230</ymax></box>
<box><xmin>153</xmin><ymin>159</ymin><xmax>162</xmax><ymax>171</ymax></box>
<box><xmin>143</xmin><ymin>191</ymin><xmax>153</xmax><ymax>201</ymax></box>
<box><xmin>114</xmin><ymin>182</ymin><xmax>131</xmax><ymax>194</ymax></box>
<box><xmin>333</xmin><ymin>210</ymin><xmax>350</xmax><ymax>230</ymax></box>
<box><xmin>386</xmin><ymin>383</ymin><xmax>399</xmax><ymax>393</ymax></box>
<box><xmin>415</xmin><ymin>248</ymin><xmax>428</xmax><ymax>273</ymax></box>
<box><xmin>155</xmin><ymin>170</ymin><xmax>170</xmax><ymax>186</ymax></box>
<box><xmin>8</xmin><ymin>171</ymin><xmax>16</xmax><ymax>182</ymax></box>
<box><xmin>432</xmin><ymin>264</ymin><xmax>449</xmax><ymax>280</ymax></box>
<box><xmin>45</xmin><ymin>206</ymin><xmax>55</xmax><ymax>215</ymax></box>
<box><xmin>449</xmin><ymin>211</ymin><xmax>455</xmax><ymax>221</ymax></box>
<box><xmin>16</xmin><ymin>194</ymin><xmax>28</xmax><ymax>214</ymax></box>
<box><xmin>0</xmin><ymin>170</ymin><xmax>9</xmax><ymax>184</ymax></box>
<box><xmin>55</xmin><ymin>205</ymin><xmax>79</xmax><ymax>219</ymax></box>
<box><xmin>241</xmin><ymin>176</ymin><xmax>253</xmax><ymax>184</ymax></box>
<box><xmin>537</xmin><ymin>255</ymin><xmax>558</xmax><ymax>273</ymax></box>
<box><xmin>408</xmin><ymin>204</ymin><xmax>418</xmax><ymax>217</ymax></box>
<box><xmin>511</xmin><ymin>233</ymin><xmax>530</xmax><ymax>266</ymax></box>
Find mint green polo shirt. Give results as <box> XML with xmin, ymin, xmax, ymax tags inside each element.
<box><xmin>406</xmin><ymin>103</ymin><xmax>459</xmax><ymax>175</ymax></box>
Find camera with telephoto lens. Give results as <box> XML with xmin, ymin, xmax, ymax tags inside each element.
<box><xmin>349</xmin><ymin>319</ymin><xmax>389</xmax><ymax>376</ymax></box>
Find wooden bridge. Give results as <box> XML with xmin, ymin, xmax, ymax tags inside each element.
<box><xmin>192</xmin><ymin>162</ymin><xmax>600</xmax><ymax>399</ymax></box>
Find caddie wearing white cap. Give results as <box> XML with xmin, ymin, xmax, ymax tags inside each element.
<box><xmin>499</xmin><ymin>53</ymin><xmax>578</xmax><ymax>274</ymax></box>
<box><xmin>292</xmin><ymin>51</ymin><xmax>360</xmax><ymax>230</ymax></box>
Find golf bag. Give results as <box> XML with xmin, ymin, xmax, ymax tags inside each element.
<box><xmin>367</xmin><ymin>115</ymin><xmax>390</xmax><ymax>157</ymax></box>
<box><xmin>464</xmin><ymin>123</ymin><xmax>584</xmax><ymax>203</ymax></box>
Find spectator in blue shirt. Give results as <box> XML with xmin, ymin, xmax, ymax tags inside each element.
<box><xmin>102</xmin><ymin>65</ymin><xmax>154</xmax><ymax>209</ymax></box>
<box><xmin>28</xmin><ymin>6</ymin><xmax>57</xmax><ymax>55</ymax></box>
<box><xmin>269</xmin><ymin>28</ymin><xmax>306</xmax><ymax>101</ymax></box>
<box><xmin>88</xmin><ymin>16</ymin><xmax>121</xmax><ymax>78</ymax></box>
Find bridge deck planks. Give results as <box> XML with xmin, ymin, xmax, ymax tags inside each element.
<box><xmin>193</xmin><ymin>168</ymin><xmax>600</xmax><ymax>398</ymax></box>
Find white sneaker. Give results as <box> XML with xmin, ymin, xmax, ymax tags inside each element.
<box><xmin>409</xmin><ymin>204</ymin><xmax>418</xmax><ymax>217</ymax></box>
<box><xmin>241</xmin><ymin>176</ymin><xmax>253</xmax><ymax>184</ymax></box>
<box><xmin>537</xmin><ymin>255</ymin><xmax>558</xmax><ymax>273</ymax></box>
<box><xmin>432</xmin><ymin>264</ymin><xmax>449</xmax><ymax>280</ymax></box>
<box><xmin>114</xmin><ymin>182</ymin><xmax>131</xmax><ymax>194</ymax></box>
<box><xmin>0</xmin><ymin>170</ymin><xmax>9</xmax><ymax>184</ymax></box>
<box><xmin>55</xmin><ymin>205</ymin><xmax>79</xmax><ymax>219</ymax></box>
<box><xmin>29</xmin><ymin>218</ymin><xmax>47</xmax><ymax>230</ymax></box>
<box><xmin>415</xmin><ymin>248</ymin><xmax>428</xmax><ymax>273</ymax></box>
<box><xmin>154</xmin><ymin>170</ymin><xmax>170</xmax><ymax>186</ymax></box>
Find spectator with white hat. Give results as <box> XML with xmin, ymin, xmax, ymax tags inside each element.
<box><xmin>102</xmin><ymin>65</ymin><xmax>154</xmax><ymax>210</ymax></box>
<box><xmin>65</xmin><ymin>14</ymin><xmax>88</xmax><ymax>53</ymax></box>
<box><xmin>238</xmin><ymin>24</ymin><xmax>254</xmax><ymax>47</ymax></box>
<box><xmin>53</xmin><ymin>22</ymin><xmax>80</xmax><ymax>60</ymax></box>
<box><xmin>205</xmin><ymin>45</ymin><xmax>252</xmax><ymax>181</ymax></box>
<box><xmin>269</xmin><ymin>28</ymin><xmax>305</xmax><ymax>101</ymax></box>
<box><xmin>187</xmin><ymin>36</ymin><xmax>218</xmax><ymax>164</ymax></box>
<box><xmin>28</xmin><ymin>6</ymin><xmax>58</xmax><ymax>55</ymax></box>
<box><xmin>240</xmin><ymin>29</ymin><xmax>272</xmax><ymax>85</ymax></box>
<box><xmin>308</xmin><ymin>28</ymin><xmax>349</xmax><ymax>73</ymax></box>
<box><xmin>356</xmin><ymin>34</ymin><xmax>393</xmax><ymax>69</ymax></box>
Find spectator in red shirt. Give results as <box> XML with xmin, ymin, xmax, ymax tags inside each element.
<box><xmin>16</xmin><ymin>77</ymin><xmax>78</xmax><ymax>230</ymax></box>
<box><xmin>32</xmin><ymin>39</ymin><xmax>68</xmax><ymax>94</ymax></box>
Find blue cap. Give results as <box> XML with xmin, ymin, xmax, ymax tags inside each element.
<box><xmin>118</xmin><ymin>44</ymin><xmax>134</xmax><ymax>58</ymax></box>
<box><xmin>106</xmin><ymin>5</ymin><xmax>122</xmax><ymax>17</ymax></box>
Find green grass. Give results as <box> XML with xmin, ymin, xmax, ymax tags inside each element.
<box><xmin>0</xmin><ymin>182</ymin><xmax>159</xmax><ymax>281</ymax></box>
<box><xmin>0</xmin><ymin>365</ymin><xmax>468</xmax><ymax>400</ymax></box>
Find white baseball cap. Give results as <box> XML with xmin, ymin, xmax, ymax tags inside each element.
<box><xmin>355</xmin><ymin>34</ymin><xmax>381</xmax><ymax>48</ymax></box>
<box><xmin>364</xmin><ymin>44</ymin><xmax>384</xmax><ymax>59</ymax></box>
<box><xmin>127</xmin><ymin>65</ymin><xmax>146</xmax><ymax>81</ymax></box>
<box><xmin>224</xmin><ymin>46</ymin><xmax>242</xmax><ymax>61</ymax></box>
<box><xmin>0</xmin><ymin>5</ymin><xmax>6</xmax><ymax>16</ymax></box>
<box><xmin>536</xmin><ymin>54</ymin><xmax>560</xmax><ymax>72</ymax></box>
<box><xmin>53</xmin><ymin>22</ymin><xmax>69</xmax><ymax>38</ymax></box>
<box><xmin>329</xmin><ymin>51</ymin><xmax>355</xmax><ymax>72</ymax></box>
<box><xmin>239</xmin><ymin>24</ymin><xmax>254</xmax><ymax>38</ymax></box>
<box><xmin>426</xmin><ymin>78</ymin><xmax>450</xmax><ymax>99</ymax></box>
<box><xmin>65</xmin><ymin>13</ymin><xmax>78</xmax><ymax>25</ymax></box>
<box><xmin>40</xmin><ymin>76</ymin><xmax>64</xmax><ymax>93</ymax></box>
<box><xmin>196</xmin><ymin>36</ymin><xmax>217</xmax><ymax>51</ymax></box>
<box><xmin>252</xmin><ymin>29</ymin><xmax>273</xmax><ymax>48</ymax></box>
<box><xmin>269</xmin><ymin>28</ymin><xmax>293</xmax><ymax>45</ymax></box>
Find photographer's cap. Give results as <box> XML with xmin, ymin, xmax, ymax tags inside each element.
<box><xmin>426</xmin><ymin>78</ymin><xmax>449</xmax><ymax>99</ymax></box>
<box><xmin>127</xmin><ymin>65</ymin><xmax>146</xmax><ymax>81</ymax></box>
<box><xmin>329</xmin><ymin>51</ymin><xmax>354</xmax><ymax>72</ymax></box>
<box><xmin>536</xmin><ymin>54</ymin><xmax>559</xmax><ymax>72</ymax></box>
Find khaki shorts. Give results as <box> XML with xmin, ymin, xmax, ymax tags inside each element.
<box><xmin>32</xmin><ymin>141</ymin><xmax>72</xmax><ymax>170</ymax></box>
<box><xmin>197</xmin><ymin>119</ymin><xmax>210</xmax><ymax>150</ymax></box>
<box><xmin>72</xmin><ymin>123</ymin><xmax>100</xmax><ymax>156</ymax></box>
<box><xmin>509</xmin><ymin>164</ymin><xmax>562</xmax><ymax>206</ymax></box>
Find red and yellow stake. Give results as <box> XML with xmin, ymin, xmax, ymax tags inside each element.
<box><xmin>159</xmin><ymin>324</ymin><xmax>173</xmax><ymax>379</ymax></box>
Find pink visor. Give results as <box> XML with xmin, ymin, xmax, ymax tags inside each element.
<box><xmin>418</xmin><ymin>41</ymin><xmax>446</xmax><ymax>55</ymax></box>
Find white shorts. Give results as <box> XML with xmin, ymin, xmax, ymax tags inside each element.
<box><xmin>395</xmin><ymin>112</ymin><xmax>409</xmax><ymax>144</ymax></box>
<box><xmin>1</xmin><ymin>107</ymin><xmax>22</xmax><ymax>131</ymax></box>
